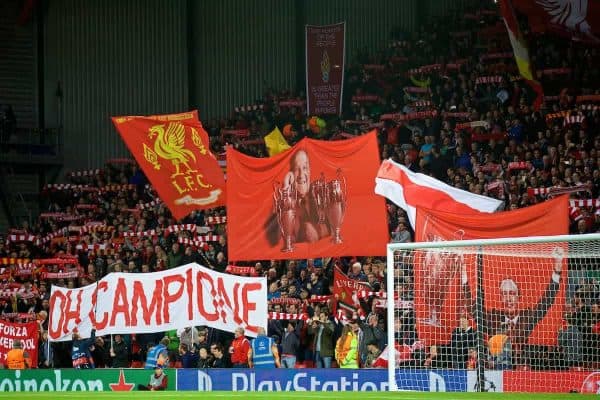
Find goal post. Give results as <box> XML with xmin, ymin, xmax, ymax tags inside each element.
<box><xmin>386</xmin><ymin>233</ymin><xmax>600</xmax><ymax>393</ymax></box>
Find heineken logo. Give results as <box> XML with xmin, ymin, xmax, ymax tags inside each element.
<box><xmin>0</xmin><ymin>370</ymin><xmax>103</xmax><ymax>392</ymax></box>
<box><xmin>0</xmin><ymin>369</ymin><xmax>144</xmax><ymax>392</ymax></box>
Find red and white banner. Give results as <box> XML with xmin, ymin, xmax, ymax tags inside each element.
<box><xmin>268</xmin><ymin>312</ymin><xmax>310</xmax><ymax>321</ymax></box>
<box><xmin>48</xmin><ymin>263</ymin><xmax>267</xmax><ymax>341</ymax></box>
<box><xmin>0</xmin><ymin>321</ymin><xmax>38</xmax><ymax>368</ymax></box>
<box><xmin>570</xmin><ymin>198</ymin><xmax>600</xmax><ymax>208</ymax></box>
<box><xmin>306</xmin><ymin>22</ymin><xmax>345</xmax><ymax>115</ymax></box>
<box><xmin>375</xmin><ymin>159</ymin><xmax>503</xmax><ymax>228</ymax></box>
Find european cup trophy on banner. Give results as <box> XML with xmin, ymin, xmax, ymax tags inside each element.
<box><xmin>274</xmin><ymin>181</ymin><xmax>297</xmax><ymax>252</ymax></box>
<box><xmin>420</xmin><ymin>230</ymin><xmax>465</xmax><ymax>326</ymax></box>
<box><xmin>311</xmin><ymin>172</ymin><xmax>327</xmax><ymax>225</ymax></box>
<box><xmin>325</xmin><ymin>169</ymin><xmax>347</xmax><ymax>244</ymax></box>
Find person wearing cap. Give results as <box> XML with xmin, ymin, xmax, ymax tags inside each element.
<box><xmin>138</xmin><ymin>366</ymin><xmax>168</xmax><ymax>391</ymax></box>
<box><xmin>461</xmin><ymin>247</ymin><xmax>563</xmax><ymax>366</ymax></box>
<box><xmin>6</xmin><ymin>339</ymin><xmax>30</xmax><ymax>369</ymax></box>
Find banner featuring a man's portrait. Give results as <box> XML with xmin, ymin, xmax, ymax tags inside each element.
<box><xmin>412</xmin><ymin>196</ymin><xmax>569</xmax><ymax>351</ymax></box>
<box><xmin>226</xmin><ymin>131</ymin><xmax>388</xmax><ymax>261</ymax></box>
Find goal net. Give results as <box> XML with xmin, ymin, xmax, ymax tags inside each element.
<box><xmin>386</xmin><ymin>233</ymin><xmax>600</xmax><ymax>393</ymax></box>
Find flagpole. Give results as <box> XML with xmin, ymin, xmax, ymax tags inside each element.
<box><xmin>47</xmin><ymin>284</ymin><xmax>53</xmax><ymax>367</ymax></box>
<box><xmin>47</xmin><ymin>332</ymin><xmax>50</xmax><ymax>368</ymax></box>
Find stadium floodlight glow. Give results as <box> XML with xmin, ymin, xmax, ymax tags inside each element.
<box><xmin>386</xmin><ymin>233</ymin><xmax>600</xmax><ymax>392</ymax></box>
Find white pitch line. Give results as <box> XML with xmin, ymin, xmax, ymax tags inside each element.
<box><xmin>190</xmin><ymin>395</ymin><xmax>430</xmax><ymax>400</ymax></box>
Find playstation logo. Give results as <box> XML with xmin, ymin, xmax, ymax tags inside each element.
<box><xmin>197</xmin><ymin>370</ymin><xmax>213</xmax><ymax>391</ymax></box>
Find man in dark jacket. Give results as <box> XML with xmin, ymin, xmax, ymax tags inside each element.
<box><xmin>179</xmin><ymin>343</ymin><xmax>199</xmax><ymax>368</ymax></box>
<box><xmin>110</xmin><ymin>334</ymin><xmax>129</xmax><ymax>368</ymax></box>
<box><xmin>280</xmin><ymin>321</ymin><xmax>301</xmax><ymax>368</ymax></box>
<box><xmin>308</xmin><ymin>311</ymin><xmax>335</xmax><ymax>368</ymax></box>
<box><xmin>450</xmin><ymin>316</ymin><xmax>477</xmax><ymax>368</ymax></box>
<box><xmin>211</xmin><ymin>344</ymin><xmax>231</xmax><ymax>368</ymax></box>
<box><xmin>358</xmin><ymin>314</ymin><xmax>386</xmax><ymax>366</ymax></box>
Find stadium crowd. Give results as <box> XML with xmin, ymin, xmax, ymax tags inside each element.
<box><xmin>0</xmin><ymin>4</ymin><xmax>599</xmax><ymax>372</ymax></box>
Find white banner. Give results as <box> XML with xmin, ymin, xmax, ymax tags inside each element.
<box><xmin>48</xmin><ymin>263</ymin><xmax>267</xmax><ymax>341</ymax></box>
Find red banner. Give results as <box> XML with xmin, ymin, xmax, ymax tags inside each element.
<box><xmin>333</xmin><ymin>267</ymin><xmax>370</xmax><ymax>313</ymax></box>
<box><xmin>413</xmin><ymin>196</ymin><xmax>569</xmax><ymax>347</ymax></box>
<box><xmin>0</xmin><ymin>321</ymin><xmax>38</xmax><ymax>368</ymax></box>
<box><xmin>504</xmin><ymin>371</ymin><xmax>600</xmax><ymax>393</ymax></box>
<box><xmin>112</xmin><ymin>111</ymin><xmax>226</xmax><ymax>220</ymax></box>
<box><xmin>306</xmin><ymin>22</ymin><xmax>345</xmax><ymax>115</ymax></box>
<box><xmin>226</xmin><ymin>131</ymin><xmax>388</xmax><ymax>260</ymax></box>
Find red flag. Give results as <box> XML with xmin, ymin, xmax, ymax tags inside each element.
<box><xmin>333</xmin><ymin>267</ymin><xmax>369</xmax><ymax>314</ymax></box>
<box><xmin>0</xmin><ymin>321</ymin><xmax>38</xmax><ymax>368</ymax></box>
<box><xmin>112</xmin><ymin>111</ymin><xmax>226</xmax><ymax>220</ymax></box>
<box><xmin>513</xmin><ymin>0</ymin><xmax>600</xmax><ymax>43</ymax></box>
<box><xmin>413</xmin><ymin>196</ymin><xmax>569</xmax><ymax>347</ymax></box>
<box><xmin>226</xmin><ymin>131</ymin><xmax>388</xmax><ymax>261</ymax></box>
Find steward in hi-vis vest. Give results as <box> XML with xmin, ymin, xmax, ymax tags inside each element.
<box><xmin>249</xmin><ymin>327</ymin><xmax>280</xmax><ymax>368</ymax></box>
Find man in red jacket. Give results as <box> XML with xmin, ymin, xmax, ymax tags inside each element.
<box><xmin>229</xmin><ymin>327</ymin><xmax>250</xmax><ymax>368</ymax></box>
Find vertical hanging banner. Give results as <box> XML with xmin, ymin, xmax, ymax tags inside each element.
<box><xmin>0</xmin><ymin>321</ymin><xmax>38</xmax><ymax>368</ymax></box>
<box><xmin>306</xmin><ymin>22</ymin><xmax>345</xmax><ymax>116</ymax></box>
<box><xmin>412</xmin><ymin>196</ymin><xmax>569</xmax><ymax>350</ymax></box>
<box><xmin>112</xmin><ymin>111</ymin><xmax>226</xmax><ymax>220</ymax></box>
<box><xmin>227</xmin><ymin>131</ymin><xmax>388</xmax><ymax>261</ymax></box>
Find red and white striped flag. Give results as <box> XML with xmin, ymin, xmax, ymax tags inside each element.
<box><xmin>375</xmin><ymin>159</ymin><xmax>503</xmax><ymax>228</ymax></box>
<box><xmin>372</xmin><ymin>342</ymin><xmax>425</xmax><ymax>368</ymax></box>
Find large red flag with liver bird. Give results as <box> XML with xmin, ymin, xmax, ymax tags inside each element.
<box><xmin>112</xmin><ymin>111</ymin><xmax>226</xmax><ymax>220</ymax></box>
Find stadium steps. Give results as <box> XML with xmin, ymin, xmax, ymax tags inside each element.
<box><xmin>0</xmin><ymin>169</ymin><xmax>40</xmax><ymax>229</ymax></box>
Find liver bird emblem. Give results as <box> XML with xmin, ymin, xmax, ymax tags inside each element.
<box><xmin>147</xmin><ymin>122</ymin><xmax>197</xmax><ymax>178</ymax></box>
<box><xmin>536</xmin><ymin>0</ymin><xmax>598</xmax><ymax>41</ymax></box>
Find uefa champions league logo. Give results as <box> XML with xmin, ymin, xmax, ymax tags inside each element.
<box><xmin>581</xmin><ymin>372</ymin><xmax>600</xmax><ymax>394</ymax></box>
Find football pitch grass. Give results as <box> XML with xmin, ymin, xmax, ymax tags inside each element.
<box><xmin>0</xmin><ymin>392</ymin><xmax>592</xmax><ymax>400</ymax></box>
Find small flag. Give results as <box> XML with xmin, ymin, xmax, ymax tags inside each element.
<box><xmin>264</xmin><ymin>126</ymin><xmax>291</xmax><ymax>156</ymax></box>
